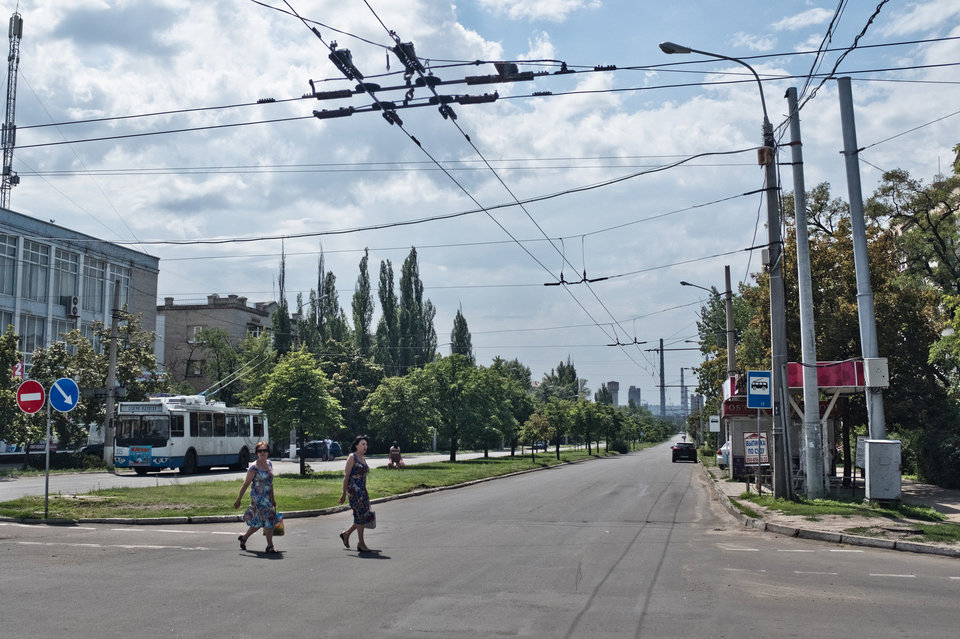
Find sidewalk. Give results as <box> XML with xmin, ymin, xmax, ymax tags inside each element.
<box><xmin>704</xmin><ymin>465</ymin><xmax>960</xmax><ymax>558</ymax></box>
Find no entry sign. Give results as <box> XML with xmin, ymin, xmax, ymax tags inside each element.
<box><xmin>16</xmin><ymin>379</ymin><xmax>45</xmax><ymax>414</ymax></box>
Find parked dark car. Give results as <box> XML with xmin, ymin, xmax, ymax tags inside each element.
<box><xmin>296</xmin><ymin>440</ymin><xmax>342</xmax><ymax>460</ymax></box>
<box><xmin>531</xmin><ymin>441</ymin><xmax>549</xmax><ymax>451</ymax></box>
<box><xmin>671</xmin><ymin>442</ymin><xmax>698</xmax><ymax>463</ymax></box>
<box><xmin>78</xmin><ymin>443</ymin><xmax>104</xmax><ymax>457</ymax></box>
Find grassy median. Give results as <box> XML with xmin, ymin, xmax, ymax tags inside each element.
<box><xmin>0</xmin><ymin>448</ymin><xmax>613</xmax><ymax>520</ymax></box>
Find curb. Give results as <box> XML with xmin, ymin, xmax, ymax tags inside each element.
<box><xmin>702</xmin><ymin>464</ymin><xmax>960</xmax><ymax>559</ymax></box>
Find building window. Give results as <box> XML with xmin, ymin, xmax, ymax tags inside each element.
<box><xmin>81</xmin><ymin>322</ymin><xmax>103</xmax><ymax>354</ymax></box>
<box><xmin>0</xmin><ymin>234</ymin><xmax>16</xmax><ymax>296</ymax></box>
<box><xmin>187</xmin><ymin>325</ymin><xmax>205</xmax><ymax>343</ymax></box>
<box><xmin>51</xmin><ymin>318</ymin><xmax>72</xmax><ymax>341</ymax></box>
<box><xmin>0</xmin><ymin>310</ymin><xmax>12</xmax><ymax>333</ymax></box>
<box><xmin>53</xmin><ymin>249</ymin><xmax>79</xmax><ymax>301</ymax></box>
<box><xmin>21</xmin><ymin>240</ymin><xmax>50</xmax><ymax>302</ymax></box>
<box><xmin>19</xmin><ymin>313</ymin><xmax>46</xmax><ymax>358</ymax></box>
<box><xmin>247</xmin><ymin>323</ymin><xmax>263</xmax><ymax>337</ymax></box>
<box><xmin>83</xmin><ymin>258</ymin><xmax>106</xmax><ymax>312</ymax></box>
<box><xmin>109</xmin><ymin>264</ymin><xmax>131</xmax><ymax>308</ymax></box>
<box><xmin>186</xmin><ymin>359</ymin><xmax>205</xmax><ymax>377</ymax></box>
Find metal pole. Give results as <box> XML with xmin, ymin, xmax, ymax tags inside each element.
<box><xmin>786</xmin><ymin>87</ymin><xmax>825</xmax><ymax>498</ymax></box>
<box><xmin>837</xmin><ymin>77</ymin><xmax>885</xmax><ymax>439</ymax></box>
<box><xmin>44</xmin><ymin>398</ymin><xmax>50</xmax><ymax>518</ymax></box>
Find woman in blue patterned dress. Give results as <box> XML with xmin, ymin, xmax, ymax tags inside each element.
<box><xmin>234</xmin><ymin>441</ymin><xmax>280</xmax><ymax>554</ymax></box>
<box><xmin>338</xmin><ymin>435</ymin><xmax>374</xmax><ymax>552</ymax></box>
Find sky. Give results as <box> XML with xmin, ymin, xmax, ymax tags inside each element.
<box><xmin>5</xmin><ymin>0</ymin><xmax>960</xmax><ymax>409</ymax></box>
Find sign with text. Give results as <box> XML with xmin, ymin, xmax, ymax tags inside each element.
<box><xmin>746</xmin><ymin>370</ymin><xmax>772</xmax><ymax>409</ymax></box>
<box><xmin>743</xmin><ymin>431</ymin><xmax>769</xmax><ymax>465</ymax></box>
<box><xmin>709</xmin><ymin>415</ymin><xmax>720</xmax><ymax>432</ymax></box>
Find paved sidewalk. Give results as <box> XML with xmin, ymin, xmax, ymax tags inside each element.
<box><xmin>705</xmin><ymin>464</ymin><xmax>960</xmax><ymax>558</ymax></box>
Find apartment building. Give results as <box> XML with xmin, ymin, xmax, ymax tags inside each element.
<box><xmin>156</xmin><ymin>294</ymin><xmax>276</xmax><ymax>393</ymax></box>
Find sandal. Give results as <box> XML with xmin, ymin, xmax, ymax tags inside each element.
<box><xmin>237</xmin><ymin>535</ymin><xmax>246</xmax><ymax>551</ymax></box>
<box><xmin>265</xmin><ymin>545</ymin><xmax>280</xmax><ymax>554</ymax></box>
<box><xmin>339</xmin><ymin>532</ymin><xmax>350</xmax><ymax>548</ymax></box>
<box><xmin>357</xmin><ymin>545</ymin><xmax>372</xmax><ymax>553</ymax></box>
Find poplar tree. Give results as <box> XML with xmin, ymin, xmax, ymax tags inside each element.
<box><xmin>352</xmin><ymin>248</ymin><xmax>375</xmax><ymax>356</ymax></box>
<box><xmin>450</xmin><ymin>308</ymin><xmax>473</xmax><ymax>363</ymax></box>
<box><xmin>374</xmin><ymin>259</ymin><xmax>400</xmax><ymax>375</ymax></box>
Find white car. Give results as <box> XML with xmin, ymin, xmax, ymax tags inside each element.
<box><xmin>716</xmin><ymin>441</ymin><xmax>731</xmax><ymax>469</ymax></box>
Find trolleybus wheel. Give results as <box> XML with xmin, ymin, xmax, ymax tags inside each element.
<box><xmin>230</xmin><ymin>447</ymin><xmax>249</xmax><ymax>471</ymax></box>
<box><xmin>134</xmin><ymin>467</ymin><xmax>149</xmax><ymax>476</ymax></box>
<box><xmin>181</xmin><ymin>449</ymin><xmax>198</xmax><ymax>474</ymax></box>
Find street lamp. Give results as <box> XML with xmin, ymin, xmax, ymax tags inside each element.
<box><xmin>662</xmin><ymin>42</ymin><xmax>790</xmax><ymax>498</ymax></box>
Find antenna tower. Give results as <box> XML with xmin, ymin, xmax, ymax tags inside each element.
<box><xmin>1</xmin><ymin>12</ymin><xmax>22</xmax><ymax>209</ymax></box>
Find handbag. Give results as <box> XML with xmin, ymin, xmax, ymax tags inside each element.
<box><xmin>273</xmin><ymin>512</ymin><xmax>285</xmax><ymax>536</ymax></box>
<box><xmin>365</xmin><ymin>511</ymin><xmax>376</xmax><ymax>529</ymax></box>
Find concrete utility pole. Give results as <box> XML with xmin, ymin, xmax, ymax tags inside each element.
<box><xmin>659</xmin><ymin>338</ymin><xmax>665</xmax><ymax>418</ymax></box>
<box><xmin>786</xmin><ymin>87</ymin><xmax>825</xmax><ymax>498</ymax></box>
<box><xmin>103</xmin><ymin>281</ymin><xmax>121</xmax><ymax>468</ymax></box>
<box><xmin>837</xmin><ymin>77</ymin><xmax>886</xmax><ymax>440</ymax></box>
<box><xmin>660</xmin><ymin>41</ymin><xmax>791</xmax><ymax>497</ymax></box>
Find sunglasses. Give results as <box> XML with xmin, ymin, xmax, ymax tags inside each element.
<box><xmin>256</xmin><ymin>449</ymin><xmax>269</xmax><ymax>453</ymax></box>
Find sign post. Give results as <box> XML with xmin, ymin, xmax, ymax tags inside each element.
<box><xmin>746</xmin><ymin>371</ymin><xmax>772</xmax><ymax>492</ymax></box>
<box><xmin>44</xmin><ymin>378</ymin><xmax>80</xmax><ymax>518</ymax></box>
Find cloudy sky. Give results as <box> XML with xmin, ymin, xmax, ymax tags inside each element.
<box><xmin>6</xmin><ymin>0</ymin><xmax>960</xmax><ymax>408</ymax></box>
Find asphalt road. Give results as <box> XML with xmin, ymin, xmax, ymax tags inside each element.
<box><xmin>2</xmin><ymin>441</ymin><xmax>959</xmax><ymax>638</ymax></box>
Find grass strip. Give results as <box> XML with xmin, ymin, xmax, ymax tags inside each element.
<box><xmin>0</xmin><ymin>449</ymin><xmax>608</xmax><ymax>520</ymax></box>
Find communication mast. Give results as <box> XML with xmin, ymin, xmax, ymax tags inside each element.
<box><xmin>1</xmin><ymin>12</ymin><xmax>22</xmax><ymax>209</ymax></box>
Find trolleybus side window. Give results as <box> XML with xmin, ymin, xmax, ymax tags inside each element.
<box><xmin>226</xmin><ymin>414</ymin><xmax>239</xmax><ymax>438</ymax></box>
<box><xmin>213</xmin><ymin>413</ymin><xmax>225</xmax><ymax>437</ymax></box>
<box><xmin>189</xmin><ymin>412</ymin><xmax>199</xmax><ymax>437</ymax></box>
<box><xmin>198</xmin><ymin>412</ymin><xmax>213</xmax><ymax>437</ymax></box>
<box><xmin>253</xmin><ymin>415</ymin><xmax>264</xmax><ymax>438</ymax></box>
<box><xmin>171</xmin><ymin>414</ymin><xmax>185</xmax><ymax>437</ymax></box>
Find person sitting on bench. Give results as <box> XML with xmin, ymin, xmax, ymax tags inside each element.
<box><xmin>387</xmin><ymin>441</ymin><xmax>404</xmax><ymax>469</ymax></box>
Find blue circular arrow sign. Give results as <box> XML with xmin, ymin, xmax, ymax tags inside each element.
<box><xmin>50</xmin><ymin>377</ymin><xmax>80</xmax><ymax>413</ymax></box>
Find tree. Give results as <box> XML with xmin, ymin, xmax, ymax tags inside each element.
<box><xmin>261</xmin><ymin>347</ymin><xmax>343</xmax><ymax>475</ymax></box>
<box><xmin>450</xmin><ymin>307</ymin><xmax>473</xmax><ymax>363</ymax></box>
<box><xmin>419</xmin><ymin>354</ymin><xmax>491</xmax><ymax>461</ymax></box>
<box><xmin>352</xmin><ymin>248</ymin><xmax>375</xmax><ymax>357</ymax></box>
<box><xmin>594</xmin><ymin>383</ymin><xmax>613</xmax><ymax>405</ymax></box>
<box><xmin>520</xmin><ymin>412</ymin><xmax>550</xmax><ymax>460</ymax></box>
<box><xmin>398</xmin><ymin>247</ymin><xmax>437</xmax><ymax>373</ymax></box>
<box><xmin>317</xmin><ymin>342</ymin><xmax>384</xmax><ymax>445</ymax></box>
<box><xmin>238</xmin><ymin>331</ymin><xmax>276</xmax><ymax>407</ymax></box>
<box><xmin>374</xmin><ymin>259</ymin><xmax>400</xmax><ymax>375</ymax></box>
<box><xmin>192</xmin><ymin>327</ymin><xmax>240</xmax><ymax>404</ymax></box>
<box><xmin>363</xmin><ymin>374</ymin><xmax>434</xmax><ymax>452</ymax></box>
<box><xmin>535</xmin><ymin>357</ymin><xmax>588</xmax><ymax>403</ymax></box>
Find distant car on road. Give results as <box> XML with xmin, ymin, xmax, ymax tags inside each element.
<box><xmin>296</xmin><ymin>440</ymin><xmax>341</xmax><ymax>460</ymax></box>
<box><xmin>716</xmin><ymin>441</ymin><xmax>730</xmax><ymax>469</ymax></box>
<box><xmin>531</xmin><ymin>441</ymin><xmax>549</xmax><ymax>451</ymax></box>
<box><xmin>671</xmin><ymin>442</ymin><xmax>698</xmax><ymax>463</ymax></box>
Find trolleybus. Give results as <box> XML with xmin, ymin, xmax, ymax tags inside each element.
<box><xmin>114</xmin><ymin>395</ymin><xmax>267</xmax><ymax>475</ymax></box>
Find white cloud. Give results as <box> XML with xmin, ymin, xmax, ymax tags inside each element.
<box><xmin>772</xmin><ymin>7</ymin><xmax>834</xmax><ymax>31</ymax></box>
<box><xmin>877</xmin><ymin>0</ymin><xmax>960</xmax><ymax>36</ymax></box>
<box><xmin>476</xmin><ymin>0</ymin><xmax>601</xmax><ymax>22</ymax></box>
<box><xmin>730</xmin><ymin>32</ymin><xmax>777</xmax><ymax>52</ymax></box>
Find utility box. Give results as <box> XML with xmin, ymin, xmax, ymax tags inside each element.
<box><xmin>864</xmin><ymin>439</ymin><xmax>901</xmax><ymax>501</ymax></box>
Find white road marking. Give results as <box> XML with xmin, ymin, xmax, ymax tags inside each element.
<box><xmin>777</xmin><ymin>549</ymin><xmax>815</xmax><ymax>553</ymax></box>
<box><xmin>794</xmin><ymin>571</ymin><xmax>838</xmax><ymax>576</ymax></box>
<box><xmin>723</xmin><ymin>568</ymin><xmax>767</xmax><ymax>573</ymax></box>
<box><xmin>717</xmin><ymin>544</ymin><xmax>759</xmax><ymax>551</ymax></box>
<box><xmin>869</xmin><ymin>573</ymin><xmax>916</xmax><ymax>578</ymax></box>
<box><xmin>0</xmin><ymin>522</ymin><xmax>96</xmax><ymax>530</ymax></box>
<box><xmin>18</xmin><ymin>541</ymin><xmax>208</xmax><ymax>551</ymax></box>
<box><xmin>950</xmin><ymin>576</ymin><xmax>960</xmax><ymax>580</ymax></box>
<box><xmin>828</xmin><ymin>549</ymin><xmax>864</xmax><ymax>553</ymax></box>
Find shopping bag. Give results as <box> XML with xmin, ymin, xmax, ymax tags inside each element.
<box><xmin>365</xmin><ymin>511</ymin><xmax>376</xmax><ymax>529</ymax></box>
<box><xmin>273</xmin><ymin>512</ymin><xmax>285</xmax><ymax>536</ymax></box>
